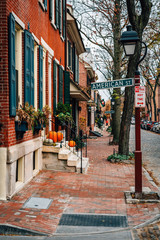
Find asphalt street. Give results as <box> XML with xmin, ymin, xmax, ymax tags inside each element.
<box><xmin>129</xmin><ymin>124</ymin><xmax>160</xmax><ymax>187</ymax></box>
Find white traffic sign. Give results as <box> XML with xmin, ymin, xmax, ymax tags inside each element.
<box><xmin>91</xmin><ymin>78</ymin><xmax>134</xmax><ymax>90</ymax></box>
<box><xmin>135</xmin><ymin>86</ymin><xmax>145</xmax><ymax>107</ymax></box>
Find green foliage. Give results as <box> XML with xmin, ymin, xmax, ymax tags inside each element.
<box><xmin>106</xmin><ymin>126</ymin><xmax>112</xmax><ymax>132</ymax></box>
<box><xmin>56</xmin><ymin>103</ymin><xmax>71</xmax><ymax>115</ymax></box>
<box><xmin>107</xmin><ymin>152</ymin><xmax>134</xmax><ymax>162</ymax></box>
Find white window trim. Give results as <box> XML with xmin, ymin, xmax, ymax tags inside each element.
<box><xmin>15</xmin><ymin>29</ymin><xmax>23</xmax><ymax>107</ymax></box>
<box><xmin>48</xmin><ymin>56</ymin><xmax>52</xmax><ymax>131</ymax></box>
<box><xmin>41</xmin><ymin>37</ymin><xmax>54</xmax><ymax>57</ymax></box>
<box><xmin>43</xmin><ymin>49</ymin><xmax>46</xmax><ymax>107</ymax></box>
<box><xmin>54</xmin><ymin>58</ymin><xmax>59</xmax><ymax>65</ymax></box>
<box><xmin>34</xmin><ymin>45</ymin><xmax>38</xmax><ymax>110</ymax></box>
<box><xmin>32</xmin><ymin>33</ymin><xmax>40</xmax><ymax>45</ymax></box>
<box><xmin>12</xmin><ymin>12</ymin><xmax>25</xmax><ymax>29</ymax></box>
<box><xmin>51</xmin><ymin>21</ymin><xmax>57</xmax><ymax>30</ymax></box>
<box><xmin>38</xmin><ymin>0</ymin><xmax>45</xmax><ymax>11</ymax></box>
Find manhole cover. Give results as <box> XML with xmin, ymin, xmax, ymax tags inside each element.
<box><xmin>23</xmin><ymin>197</ymin><xmax>52</xmax><ymax>209</ymax></box>
<box><xmin>59</xmin><ymin>214</ymin><xmax>128</xmax><ymax>227</ymax></box>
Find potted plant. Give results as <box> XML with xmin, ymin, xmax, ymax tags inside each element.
<box><xmin>55</xmin><ymin>103</ymin><xmax>73</xmax><ymax>126</ymax></box>
<box><xmin>15</xmin><ymin>103</ymin><xmax>34</xmax><ymax>132</ymax></box>
<box><xmin>33</xmin><ymin>105</ymin><xmax>52</xmax><ymax>131</ymax></box>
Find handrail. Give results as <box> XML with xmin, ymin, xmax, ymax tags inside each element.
<box><xmin>50</xmin><ymin>117</ymin><xmax>88</xmax><ymax>173</ymax></box>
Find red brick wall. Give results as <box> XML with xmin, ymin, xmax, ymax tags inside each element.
<box><xmin>0</xmin><ymin>0</ymin><xmax>65</xmax><ymax>147</ymax></box>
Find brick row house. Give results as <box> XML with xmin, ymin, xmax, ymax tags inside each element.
<box><xmin>0</xmin><ymin>1</ymin><xmax>98</xmax><ymax>200</ymax></box>
<box><xmin>0</xmin><ymin>0</ymin><xmax>67</xmax><ymax>200</ymax></box>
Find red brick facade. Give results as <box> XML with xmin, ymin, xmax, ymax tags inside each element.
<box><xmin>0</xmin><ymin>0</ymin><xmax>66</xmax><ymax>147</ymax></box>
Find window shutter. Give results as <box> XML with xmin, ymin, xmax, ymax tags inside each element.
<box><xmin>59</xmin><ymin>65</ymin><xmax>63</xmax><ymax>103</ymax></box>
<box><xmin>68</xmin><ymin>41</ymin><xmax>71</xmax><ymax>68</ymax></box>
<box><xmin>53</xmin><ymin>60</ymin><xmax>57</xmax><ymax>115</ymax></box>
<box><xmin>59</xmin><ymin>0</ymin><xmax>62</xmax><ymax>34</ymax></box>
<box><xmin>72</xmin><ymin>45</ymin><xmax>75</xmax><ymax>74</ymax></box>
<box><xmin>44</xmin><ymin>0</ymin><xmax>47</xmax><ymax>11</ymax></box>
<box><xmin>9</xmin><ymin>13</ymin><xmax>16</xmax><ymax>116</ymax></box>
<box><xmin>49</xmin><ymin>0</ymin><xmax>53</xmax><ymax>20</ymax></box>
<box><xmin>75</xmin><ymin>55</ymin><xmax>79</xmax><ymax>83</ymax></box>
<box><xmin>24</xmin><ymin>30</ymin><xmax>32</xmax><ymax>105</ymax></box>
<box><xmin>39</xmin><ymin>45</ymin><xmax>43</xmax><ymax>110</ymax></box>
<box><xmin>31</xmin><ymin>37</ymin><xmax>34</xmax><ymax>106</ymax></box>
<box><xmin>64</xmin><ymin>71</ymin><xmax>70</xmax><ymax>105</ymax></box>
<box><xmin>62</xmin><ymin>0</ymin><xmax>66</xmax><ymax>39</ymax></box>
<box><xmin>55</xmin><ymin>0</ymin><xmax>59</xmax><ymax>28</ymax></box>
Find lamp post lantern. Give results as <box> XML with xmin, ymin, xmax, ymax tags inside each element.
<box><xmin>120</xmin><ymin>25</ymin><xmax>147</xmax><ymax>198</ymax></box>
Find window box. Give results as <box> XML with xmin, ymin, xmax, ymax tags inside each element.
<box><xmin>15</xmin><ymin>121</ymin><xmax>28</xmax><ymax>132</ymax></box>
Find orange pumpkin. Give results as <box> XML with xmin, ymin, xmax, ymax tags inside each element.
<box><xmin>68</xmin><ymin>140</ymin><xmax>76</xmax><ymax>147</ymax></box>
<box><xmin>49</xmin><ymin>131</ymin><xmax>57</xmax><ymax>143</ymax></box>
<box><xmin>57</xmin><ymin>132</ymin><xmax>63</xmax><ymax>142</ymax></box>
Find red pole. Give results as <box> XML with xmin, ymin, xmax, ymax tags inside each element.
<box><xmin>135</xmin><ymin>73</ymin><xmax>142</xmax><ymax>197</ymax></box>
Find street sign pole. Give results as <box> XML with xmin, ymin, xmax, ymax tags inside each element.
<box><xmin>135</xmin><ymin>73</ymin><xmax>142</xmax><ymax>198</ymax></box>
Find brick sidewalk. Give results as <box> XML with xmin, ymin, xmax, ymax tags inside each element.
<box><xmin>0</xmin><ymin>129</ymin><xmax>159</xmax><ymax>237</ymax></box>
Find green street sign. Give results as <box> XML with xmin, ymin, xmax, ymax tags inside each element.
<box><xmin>105</xmin><ymin>110</ymin><xmax>115</xmax><ymax>114</ymax></box>
<box><xmin>91</xmin><ymin>78</ymin><xmax>134</xmax><ymax>90</ymax></box>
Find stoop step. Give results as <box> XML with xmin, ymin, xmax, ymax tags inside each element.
<box><xmin>77</xmin><ymin>157</ymin><xmax>89</xmax><ymax>173</ymax></box>
<box><xmin>58</xmin><ymin>148</ymin><xmax>71</xmax><ymax>160</ymax></box>
<box><xmin>67</xmin><ymin>153</ymin><xmax>79</xmax><ymax>167</ymax></box>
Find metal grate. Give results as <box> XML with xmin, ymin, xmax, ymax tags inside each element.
<box><xmin>59</xmin><ymin>214</ymin><xmax>128</xmax><ymax>227</ymax></box>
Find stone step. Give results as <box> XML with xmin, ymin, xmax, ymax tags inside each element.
<box><xmin>76</xmin><ymin>157</ymin><xmax>89</xmax><ymax>174</ymax></box>
<box><xmin>58</xmin><ymin>148</ymin><xmax>71</xmax><ymax>160</ymax></box>
<box><xmin>67</xmin><ymin>153</ymin><xmax>79</xmax><ymax>167</ymax></box>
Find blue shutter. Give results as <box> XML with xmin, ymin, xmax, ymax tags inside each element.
<box><xmin>72</xmin><ymin>44</ymin><xmax>75</xmax><ymax>74</ymax></box>
<box><xmin>59</xmin><ymin>65</ymin><xmax>63</xmax><ymax>103</ymax></box>
<box><xmin>39</xmin><ymin>45</ymin><xmax>43</xmax><ymax>110</ymax></box>
<box><xmin>24</xmin><ymin>30</ymin><xmax>32</xmax><ymax>105</ymax></box>
<box><xmin>75</xmin><ymin>55</ymin><xmax>79</xmax><ymax>83</ymax></box>
<box><xmin>9</xmin><ymin>13</ymin><xmax>16</xmax><ymax>116</ymax></box>
<box><xmin>62</xmin><ymin>0</ymin><xmax>66</xmax><ymax>39</ymax></box>
<box><xmin>59</xmin><ymin>0</ymin><xmax>62</xmax><ymax>34</ymax></box>
<box><xmin>68</xmin><ymin>41</ymin><xmax>71</xmax><ymax>68</ymax></box>
<box><xmin>44</xmin><ymin>0</ymin><xmax>47</xmax><ymax>11</ymax></box>
<box><xmin>31</xmin><ymin>37</ymin><xmax>34</xmax><ymax>106</ymax></box>
<box><xmin>64</xmin><ymin>71</ymin><xmax>70</xmax><ymax>105</ymax></box>
<box><xmin>53</xmin><ymin>60</ymin><xmax>57</xmax><ymax>114</ymax></box>
<box><xmin>49</xmin><ymin>0</ymin><xmax>53</xmax><ymax>20</ymax></box>
<box><xmin>55</xmin><ymin>0</ymin><xmax>59</xmax><ymax>28</ymax></box>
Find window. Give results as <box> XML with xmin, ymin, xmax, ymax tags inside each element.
<box><xmin>24</xmin><ymin>30</ymin><xmax>34</xmax><ymax>106</ymax></box>
<box><xmin>39</xmin><ymin>45</ymin><xmax>43</xmax><ymax>110</ymax></box>
<box><xmin>75</xmin><ymin>54</ymin><xmax>79</xmax><ymax>83</ymax></box>
<box><xmin>49</xmin><ymin>0</ymin><xmax>55</xmax><ymax>27</ymax></box>
<box><xmin>16</xmin><ymin>157</ymin><xmax>24</xmax><ymax>183</ymax></box>
<box><xmin>68</xmin><ymin>40</ymin><xmax>72</xmax><ymax>69</ymax></box>
<box><xmin>59</xmin><ymin>65</ymin><xmax>63</xmax><ymax>103</ymax></box>
<box><xmin>53</xmin><ymin>60</ymin><xmax>58</xmax><ymax>114</ymax></box>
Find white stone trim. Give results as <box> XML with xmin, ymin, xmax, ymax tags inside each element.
<box><xmin>51</xmin><ymin>21</ymin><xmax>57</xmax><ymax>30</ymax></box>
<box><xmin>12</xmin><ymin>12</ymin><xmax>25</xmax><ymax>29</ymax></box>
<box><xmin>7</xmin><ymin>137</ymin><xmax>42</xmax><ymax>163</ymax></box>
<box><xmin>54</xmin><ymin>58</ymin><xmax>59</xmax><ymax>65</ymax></box>
<box><xmin>41</xmin><ymin>37</ymin><xmax>54</xmax><ymax>57</ymax></box>
<box><xmin>60</xmin><ymin>65</ymin><xmax>64</xmax><ymax>70</ymax></box>
<box><xmin>32</xmin><ymin>33</ymin><xmax>40</xmax><ymax>45</ymax></box>
<box><xmin>0</xmin><ymin>148</ymin><xmax>7</xmax><ymax>200</ymax></box>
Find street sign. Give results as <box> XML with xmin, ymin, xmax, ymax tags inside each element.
<box><xmin>105</xmin><ymin>110</ymin><xmax>115</xmax><ymax>114</ymax></box>
<box><xmin>135</xmin><ymin>86</ymin><xmax>145</xmax><ymax>107</ymax></box>
<box><xmin>91</xmin><ymin>78</ymin><xmax>134</xmax><ymax>90</ymax></box>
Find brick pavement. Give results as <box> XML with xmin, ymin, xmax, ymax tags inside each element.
<box><xmin>0</xmin><ymin>129</ymin><xmax>160</xmax><ymax>238</ymax></box>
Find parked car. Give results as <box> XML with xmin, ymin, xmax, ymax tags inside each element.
<box><xmin>141</xmin><ymin>120</ymin><xmax>147</xmax><ymax>129</ymax></box>
<box><xmin>151</xmin><ymin>122</ymin><xmax>159</xmax><ymax>132</ymax></box>
<box><xmin>155</xmin><ymin>122</ymin><xmax>160</xmax><ymax>133</ymax></box>
<box><xmin>146</xmin><ymin>121</ymin><xmax>157</xmax><ymax>130</ymax></box>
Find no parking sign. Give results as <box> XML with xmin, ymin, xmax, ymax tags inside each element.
<box><xmin>135</xmin><ymin>86</ymin><xmax>145</xmax><ymax>108</ymax></box>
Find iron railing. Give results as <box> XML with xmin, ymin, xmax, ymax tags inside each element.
<box><xmin>50</xmin><ymin>117</ymin><xmax>88</xmax><ymax>173</ymax></box>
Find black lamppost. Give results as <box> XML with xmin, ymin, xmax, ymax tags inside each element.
<box><xmin>120</xmin><ymin>25</ymin><xmax>147</xmax><ymax>198</ymax></box>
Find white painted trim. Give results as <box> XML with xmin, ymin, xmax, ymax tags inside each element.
<box><xmin>32</xmin><ymin>33</ymin><xmax>40</xmax><ymax>45</ymax></box>
<box><xmin>0</xmin><ymin>148</ymin><xmax>7</xmax><ymax>200</ymax></box>
<box><xmin>34</xmin><ymin>45</ymin><xmax>38</xmax><ymax>110</ymax></box>
<box><xmin>43</xmin><ymin>50</ymin><xmax>46</xmax><ymax>107</ymax></box>
<box><xmin>48</xmin><ymin>52</ymin><xmax>53</xmax><ymax>63</ymax></box>
<box><xmin>12</xmin><ymin>12</ymin><xmax>25</xmax><ymax>29</ymax></box>
<box><xmin>60</xmin><ymin>65</ymin><xmax>64</xmax><ymax>70</ymax></box>
<box><xmin>41</xmin><ymin>37</ymin><xmax>54</xmax><ymax>57</ymax></box>
<box><xmin>51</xmin><ymin>21</ymin><xmax>57</xmax><ymax>30</ymax></box>
<box><xmin>54</xmin><ymin>58</ymin><xmax>59</xmax><ymax>65</ymax></box>
<box><xmin>38</xmin><ymin>0</ymin><xmax>45</xmax><ymax>11</ymax></box>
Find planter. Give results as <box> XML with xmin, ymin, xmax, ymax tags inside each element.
<box><xmin>15</xmin><ymin>121</ymin><xmax>28</xmax><ymax>132</ymax></box>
